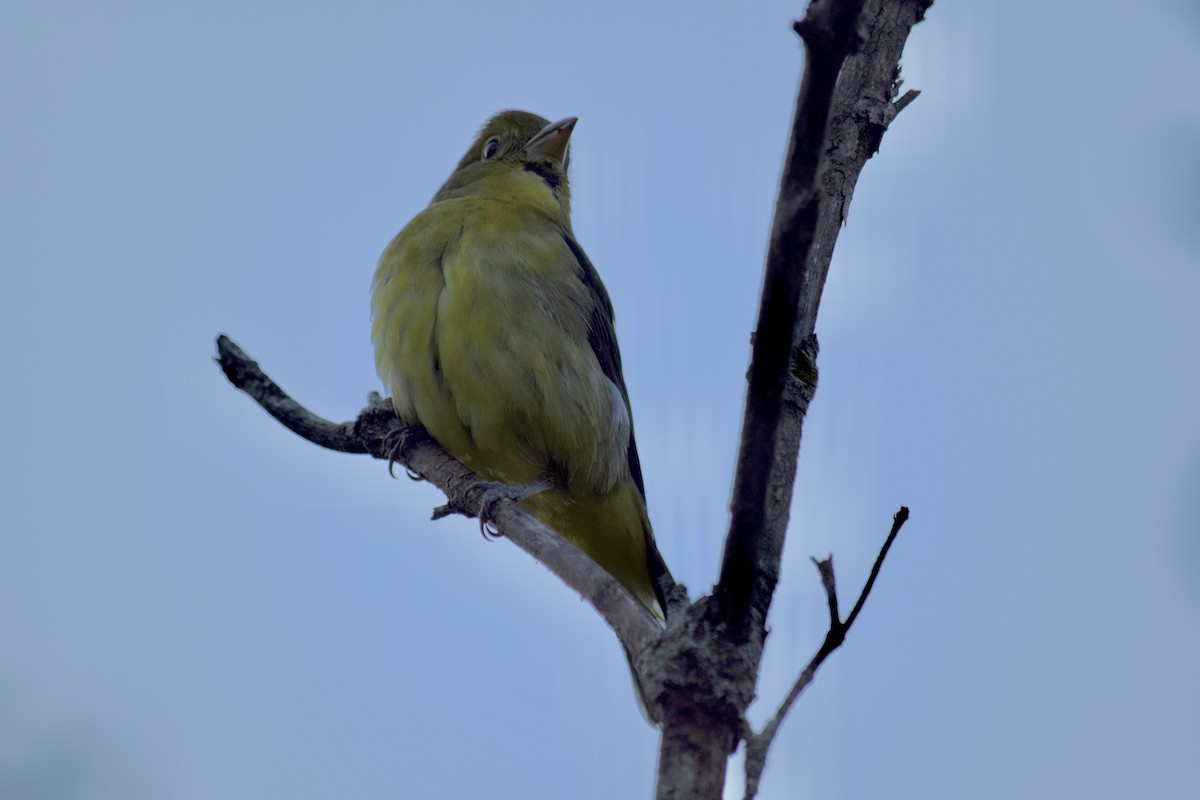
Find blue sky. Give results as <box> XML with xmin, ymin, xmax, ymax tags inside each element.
<box><xmin>2</xmin><ymin>1</ymin><xmax>1198</xmax><ymax>798</ymax></box>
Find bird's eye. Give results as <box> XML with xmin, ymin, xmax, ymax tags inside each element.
<box><xmin>481</xmin><ymin>137</ymin><xmax>501</xmax><ymax>161</ymax></box>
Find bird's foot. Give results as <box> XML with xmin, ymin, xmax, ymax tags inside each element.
<box><xmin>476</xmin><ymin>476</ymin><xmax>555</xmax><ymax>539</ymax></box>
<box><xmin>383</xmin><ymin>422</ymin><xmax>428</xmax><ymax>480</ymax></box>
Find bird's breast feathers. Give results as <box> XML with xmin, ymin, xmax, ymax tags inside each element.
<box><xmin>371</xmin><ymin>198</ymin><xmax>630</xmax><ymax>494</ymax></box>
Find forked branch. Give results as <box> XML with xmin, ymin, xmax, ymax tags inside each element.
<box><xmin>742</xmin><ymin>507</ymin><xmax>910</xmax><ymax>800</ymax></box>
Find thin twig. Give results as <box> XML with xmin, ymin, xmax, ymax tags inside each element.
<box><xmin>844</xmin><ymin>506</ymin><xmax>909</xmax><ymax>630</ymax></box>
<box><xmin>893</xmin><ymin>87</ymin><xmax>921</xmax><ymax>115</ymax></box>
<box><xmin>742</xmin><ymin>507</ymin><xmax>910</xmax><ymax>800</ymax></box>
<box><xmin>810</xmin><ymin>554</ymin><xmax>839</xmax><ymax>626</ymax></box>
<box><xmin>216</xmin><ymin>334</ymin><xmax>368</xmax><ymax>453</ymax></box>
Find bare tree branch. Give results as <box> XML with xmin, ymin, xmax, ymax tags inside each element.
<box><xmin>716</xmin><ymin>0</ymin><xmax>871</xmax><ymax>634</ymax></box>
<box><xmin>214</xmin><ymin>334</ymin><xmax>662</xmax><ymax>655</ymax></box>
<box><xmin>742</xmin><ymin>507</ymin><xmax>910</xmax><ymax>800</ymax></box>
<box><xmin>843</xmin><ymin>506</ymin><xmax>908</xmax><ymax>630</ymax></box>
<box><xmin>216</xmin><ymin>334</ymin><xmax>369</xmax><ymax>454</ymax></box>
<box><xmin>719</xmin><ymin>0</ymin><xmax>933</xmax><ymax>640</ymax></box>
<box><xmin>644</xmin><ymin>1</ymin><xmax>890</xmax><ymax>795</ymax></box>
<box><xmin>655</xmin><ymin>1</ymin><xmax>930</xmax><ymax>795</ymax></box>
<box><xmin>812</xmin><ymin>553</ymin><xmax>840</xmax><ymax>626</ymax></box>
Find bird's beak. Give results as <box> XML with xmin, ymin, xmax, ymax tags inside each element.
<box><xmin>525</xmin><ymin>117</ymin><xmax>577</xmax><ymax>162</ymax></box>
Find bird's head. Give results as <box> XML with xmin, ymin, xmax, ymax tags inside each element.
<box><xmin>433</xmin><ymin>110</ymin><xmax>576</xmax><ymax>223</ymax></box>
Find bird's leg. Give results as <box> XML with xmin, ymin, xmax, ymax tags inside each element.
<box><xmin>477</xmin><ymin>476</ymin><xmax>556</xmax><ymax>539</ymax></box>
<box><xmin>383</xmin><ymin>422</ymin><xmax>429</xmax><ymax>480</ymax></box>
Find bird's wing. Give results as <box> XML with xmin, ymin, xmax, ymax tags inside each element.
<box><xmin>561</xmin><ymin>231</ymin><xmax>675</xmax><ymax>614</ymax></box>
<box><xmin>560</xmin><ymin>233</ymin><xmax>647</xmax><ymax>500</ymax></box>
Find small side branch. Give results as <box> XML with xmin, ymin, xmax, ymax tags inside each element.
<box><xmin>214</xmin><ymin>334</ymin><xmax>662</xmax><ymax>654</ymax></box>
<box><xmin>843</xmin><ymin>505</ymin><xmax>907</xmax><ymax>631</ymax></box>
<box><xmin>216</xmin><ymin>334</ymin><xmax>368</xmax><ymax>454</ymax></box>
<box><xmin>742</xmin><ymin>507</ymin><xmax>910</xmax><ymax>800</ymax></box>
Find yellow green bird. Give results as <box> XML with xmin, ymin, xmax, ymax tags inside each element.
<box><xmin>370</xmin><ymin>110</ymin><xmax>667</xmax><ymax>620</ymax></box>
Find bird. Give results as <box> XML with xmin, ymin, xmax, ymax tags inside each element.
<box><xmin>370</xmin><ymin>110</ymin><xmax>668</xmax><ymax>623</ymax></box>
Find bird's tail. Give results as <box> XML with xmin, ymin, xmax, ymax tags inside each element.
<box><xmin>527</xmin><ymin>478</ymin><xmax>663</xmax><ymax>619</ymax></box>
<box><xmin>524</xmin><ymin>478</ymin><xmax>670</xmax><ymax>723</ymax></box>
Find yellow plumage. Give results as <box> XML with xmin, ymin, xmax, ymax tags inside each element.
<box><xmin>370</xmin><ymin>110</ymin><xmax>665</xmax><ymax>618</ymax></box>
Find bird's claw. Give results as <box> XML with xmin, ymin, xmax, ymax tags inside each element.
<box><xmin>475</xmin><ymin>477</ymin><xmax>555</xmax><ymax>539</ymax></box>
<box><xmin>383</xmin><ymin>424</ymin><xmax>426</xmax><ymax>480</ymax></box>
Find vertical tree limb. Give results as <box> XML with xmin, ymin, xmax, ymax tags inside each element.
<box><xmin>652</xmin><ymin>2</ymin><xmax>931</xmax><ymax>796</ymax></box>
<box><xmin>717</xmin><ymin>0</ymin><xmax>933</xmax><ymax>637</ymax></box>
<box><xmin>716</xmin><ymin>0</ymin><xmax>871</xmax><ymax>636</ymax></box>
